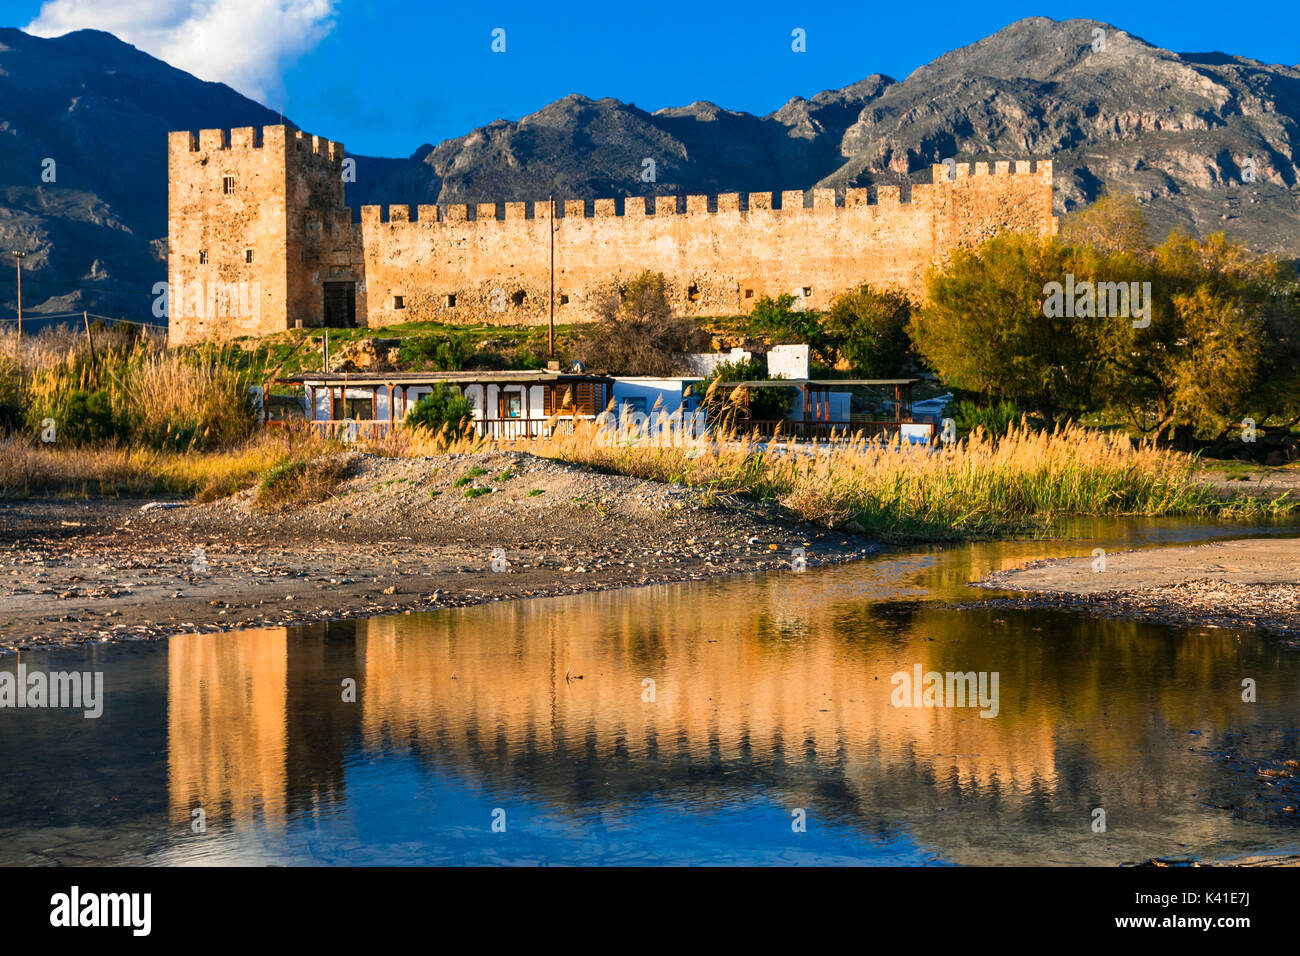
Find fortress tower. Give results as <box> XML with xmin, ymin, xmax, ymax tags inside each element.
<box><xmin>167</xmin><ymin>124</ymin><xmax>1056</xmax><ymax>346</ymax></box>
<box><xmin>167</xmin><ymin>125</ymin><xmax>355</xmax><ymax>343</ymax></box>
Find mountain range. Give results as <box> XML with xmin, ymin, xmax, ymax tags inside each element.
<box><xmin>1</xmin><ymin>16</ymin><xmax>1297</xmax><ymax>324</ymax></box>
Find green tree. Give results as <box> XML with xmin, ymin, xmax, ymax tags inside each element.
<box><xmin>910</xmin><ymin>190</ymin><xmax>1300</xmax><ymax>443</ymax></box>
<box><xmin>909</xmin><ymin>233</ymin><xmax>1118</xmax><ymax>427</ymax></box>
<box><xmin>1112</xmin><ymin>230</ymin><xmax>1299</xmax><ymax>441</ymax></box>
<box><xmin>822</xmin><ymin>284</ymin><xmax>913</xmax><ymax>376</ymax></box>
<box><xmin>1057</xmin><ymin>191</ymin><xmax>1153</xmax><ymax>257</ymax></box>
<box><xmin>404</xmin><ymin>384</ymin><xmax>474</xmax><ymax>438</ymax></box>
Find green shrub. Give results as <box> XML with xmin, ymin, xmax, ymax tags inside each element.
<box><xmin>748</xmin><ymin>293</ymin><xmax>824</xmax><ymax>347</ymax></box>
<box><xmin>952</xmin><ymin>399</ymin><xmax>1024</xmax><ymax>438</ymax></box>
<box><xmin>404</xmin><ymin>385</ymin><xmax>474</xmax><ymax>438</ymax></box>
<box><xmin>398</xmin><ymin>333</ymin><xmax>469</xmax><ymax>371</ymax></box>
<box><xmin>255</xmin><ymin>456</ymin><xmax>352</xmax><ymax>510</ymax></box>
<box><xmin>699</xmin><ymin>358</ymin><xmax>794</xmax><ymax>423</ymax></box>
<box><xmin>38</xmin><ymin>388</ymin><xmax>125</xmax><ymax>444</ymax></box>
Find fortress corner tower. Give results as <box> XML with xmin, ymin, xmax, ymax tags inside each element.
<box><xmin>167</xmin><ymin>125</ymin><xmax>358</xmax><ymax>344</ymax></box>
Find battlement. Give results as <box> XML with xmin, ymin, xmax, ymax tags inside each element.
<box><xmin>169</xmin><ymin>125</ymin><xmax>344</xmax><ymax>163</ymax></box>
<box><xmin>353</xmin><ymin>159</ymin><xmax>1050</xmax><ymax>226</ymax></box>
<box><xmin>291</xmin><ymin>128</ymin><xmax>346</xmax><ymax>163</ymax></box>
<box><xmin>928</xmin><ymin>158</ymin><xmax>1051</xmax><ymax>181</ymax></box>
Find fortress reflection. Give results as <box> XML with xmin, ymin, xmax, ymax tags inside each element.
<box><xmin>164</xmin><ymin>574</ymin><xmax>1298</xmax><ymax>862</ymax></box>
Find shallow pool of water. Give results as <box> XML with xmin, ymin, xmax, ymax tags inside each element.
<box><xmin>2</xmin><ymin>517</ymin><xmax>1297</xmax><ymax>865</ymax></box>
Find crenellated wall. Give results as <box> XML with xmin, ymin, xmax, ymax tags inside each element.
<box><xmin>357</xmin><ymin>158</ymin><xmax>1054</xmax><ymax>328</ymax></box>
<box><xmin>168</xmin><ymin>124</ymin><xmax>1056</xmax><ymax>343</ymax></box>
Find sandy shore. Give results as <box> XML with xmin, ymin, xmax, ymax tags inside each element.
<box><xmin>0</xmin><ymin>450</ymin><xmax>874</xmax><ymax>651</ymax></box>
<box><xmin>976</xmin><ymin>537</ymin><xmax>1300</xmax><ymax>640</ymax></box>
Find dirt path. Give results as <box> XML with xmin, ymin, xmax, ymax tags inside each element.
<box><xmin>1200</xmin><ymin>461</ymin><xmax>1300</xmax><ymax>497</ymax></box>
<box><xmin>0</xmin><ymin>451</ymin><xmax>874</xmax><ymax>651</ymax></box>
<box><xmin>976</xmin><ymin>537</ymin><xmax>1300</xmax><ymax>638</ymax></box>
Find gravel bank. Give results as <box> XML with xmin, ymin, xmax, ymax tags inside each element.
<box><xmin>974</xmin><ymin>537</ymin><xmax>1300</xmax><ymax>640</ymax></box>
<box><xmin>0</xmin><ymin>450</ymin><xmax>875</xmax><ymax>650</ymax></box>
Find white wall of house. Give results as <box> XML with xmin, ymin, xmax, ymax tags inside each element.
<box><xmin>767</xmin><ymin>344</ymin><xmax>810</xmax><ymax>380</ymax></box>
<box><xmin>684</xmin><ymin>344</ymin><xmax>811</xmax><ymax>379</ymax></box>
<box><xmin>683</xmin><ymin>347</ymin><xmax>751</xmax><ymax>376</ymax></box>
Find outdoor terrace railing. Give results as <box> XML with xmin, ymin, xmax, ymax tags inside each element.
<box><xmin>264</xmin><ymin>416</ymin><xmax>600</xmax><ymax>442</ymax></box>
<box><xmin>266</xmin><ymin>419</ymin><xmax>396</xmax><ymax>441</ymax></box>
<box><xmin>742</xmin><ymin>419</ymin><xmax>921</xmax><ymax>441</ymax></box>
<box><xmin>474</xmin><ymin>416</ymin><xmax>598</xmax><ymax>440</ymax></box>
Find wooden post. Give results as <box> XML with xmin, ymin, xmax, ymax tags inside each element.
<box><xmin>13</xmin><ymin>251</ymin><xmax>23</xmax><ymax>343</ymax></box>
<box><xmin>83</xmin><ymin>311</ymin><xmax>95</xmax><ymax>368</ymax></box>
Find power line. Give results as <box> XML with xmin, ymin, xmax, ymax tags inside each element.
<box><xmin>0</xmin><ymin>311</ymin><xmax>86</xmax><ymax>320</ymax></box>
<box><xmin>87</xmin><ymin>312</ymin><xmax>168</xmax><ymax>330</ymax></box>
<box><xmin>0</xmin><ymin>275</ymin><xmax>160</xmax><ymax>298</ymax></box>
<box><xmin>0</xmin><ymin>312</ymin><xmax>168</xmax><ymax>330</ymax></box>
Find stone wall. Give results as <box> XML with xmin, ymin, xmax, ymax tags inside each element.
<box><xmin>358</xmin><ymin>161</ymin><xmax>1054</xmax><ymax>329</ymax></box>
<box><xmin>168</xmin><ymin>124</ymin><xmax>1056</xmax><ymax>345</ymax></box>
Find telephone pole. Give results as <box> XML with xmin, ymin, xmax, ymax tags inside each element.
<box><xmin>10</xmin><ymin>251</ymin><xmax>24</xmax><ymax>342</ymax></box>
<box><xmin>548</xmin><ymin>194</ymin><xmax>555</xmax><ymax>358</ymax></box>
<box><xmin>10</xmin><ymin>251</ymin><xmax>24</xmax><ymax>407</ymax></box>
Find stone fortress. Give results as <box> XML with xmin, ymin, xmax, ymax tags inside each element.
<box><xmin>166</xmin><ymin>124</ymin><xmax>1057</xmax><ymax>346</ymax></box>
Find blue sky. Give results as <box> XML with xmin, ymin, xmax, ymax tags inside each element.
<box><xmin>7</xmin><ymin>1</ymin><xmax>1300</xmax><ymax>158</ymax></box>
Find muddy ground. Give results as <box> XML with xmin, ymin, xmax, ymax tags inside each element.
<box><xmin>976</xmin><ymin>538</ymin><xmax>1300</xmax><ymax>640</ymax></box>
<box><xmin>0</xmin><ymin>450</ymin><xmax>874</xmax><ymax>651</ymax></box>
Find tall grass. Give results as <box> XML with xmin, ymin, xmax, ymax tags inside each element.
<box><xmin>123</xmin><ymin>348</ymin><xmax>255</xmax><ymax>449</ymax></box>
<box><xmin>406</xmin><ymin>416</ymin><xmax>1292</xmax><ymax>542</ymax></box>
<box><xmin>3</xmin><ymin>326</ymin><xmax>256</xmax><ymax>450</ymax></box>
<box><xmin>0</xmin><ymin>430</ymin><xmax>329</xmax><ymax>499</ymax></box>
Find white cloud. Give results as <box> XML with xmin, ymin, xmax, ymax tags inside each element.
<box><xmin>26</xmin><ymin>0</ymin><xmax>337</xmax><ymax>103</ymax></box>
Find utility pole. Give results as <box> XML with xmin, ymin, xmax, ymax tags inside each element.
<box><xmin>10</xmin><ymin>251</ymin><xmax>23</xmax><ymax>408</ymax></box>
<box><xmin>11</xmin><ymin>251</ymin><xmax>24</xmax><ymax>342</ymax></box>
<box><xmin>83</xmin><ymin>311</ymin><xmax>96</xmax><ymax>369</ymax></box>
<box><xmin>548</xmin><ymin>194</ymin><xmax>555</xmax><ymax>359</ymax></box>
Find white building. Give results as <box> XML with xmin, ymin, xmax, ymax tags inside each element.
<box><xmin>277</xmin><ymin>370</ymin><xmax>615</xmax><ymax>439</ymax></box>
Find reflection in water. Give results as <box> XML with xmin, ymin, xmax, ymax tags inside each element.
<box><xmin>3</xmin><ymin>520</ymin><xmax>1298</xmax><ymax>865</ymax></box>
<box><xmin>168</xmin><ymin>628</ymin><xmax>287</xmax><ymax>828</ymax></box>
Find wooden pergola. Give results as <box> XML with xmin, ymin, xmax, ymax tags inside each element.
<box><xmin>718</xmin><ymin>378</ymin><xmax>918</xmax><ymax>440</ymax></box>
